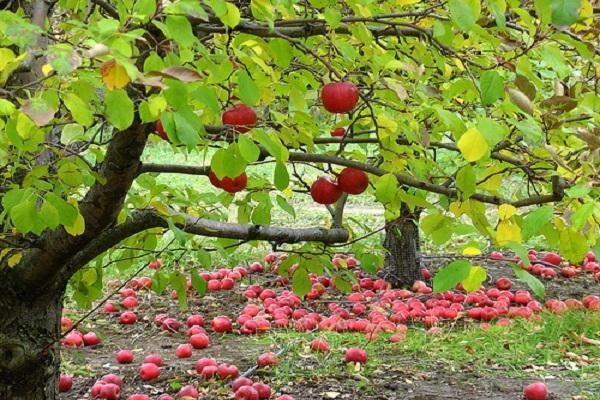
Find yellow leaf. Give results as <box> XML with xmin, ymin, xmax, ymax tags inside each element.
<box><xmin>64</xmin><ymin>198</ymin><xmax>85</xmax><ymax>236</ymax></box>
<box><xmin>457</xmin><ymin>127</ymin><xmax>489</xmax><ymax>162</ymax></box>
<box><xmin>221</xmin><ymin>3</ymin><xmax>241</xmax><ymax>28</ymax></box>
<box><xmin>0</xmin><ymin>49</ymin><xmax>27</xmax><ymax>85</ymax></box>
<box><xmin>498</xmin><ymin>204</ymin><xmax>517</xmax><ymax>220</ymax></box>
<box><xmin>496</xmin><ymin>220</ymin><xmax>521</xmax><ymax>245</ymax></box>
<box><xmin>8</xmin><ymin>252</ymin><xmax>22</xmax><ymax>267</ymax></box>
<box><xmin>397</xmin><ymin>0</ymin><xmax>419</xmax><ymax>4</ymax></box>
<box><xmin>152</xmin><ymin>201</ymin><xmax>171</xmax><ymax>216</ymax></box>
<box><xmin>462</xmin><ymin>246</ymin><xmax>481</xmax><ymax>256</ymax></box>
<box><xmin>282</xmin><ymin>187</ymin><xmax>294</xmax><ymax>198</ymax></box>
<box><xmin>100</xmin><ymin>59</ymin><xmax>130</xmax><ymax>90</ymax></box>
<box><xmin>41</xmin><ymin>64</ymin><xmax>53</xmax><ymax>76</ymax></box>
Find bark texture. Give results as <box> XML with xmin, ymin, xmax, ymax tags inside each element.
<box><xmin>0</xmin><ymin>278</ymin><xmax>63</xmax><ymax>400</ymax></box>
<box><xmin>382</xmin><ymin>204</ymin><xmax>422</xmax><ymax>288</ymax></box>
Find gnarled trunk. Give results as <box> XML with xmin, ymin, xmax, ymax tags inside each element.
<box><xmin>0</xmin><ymin>278</ymin><xmax>63</xmax><ymax>400</ymax></box>
<box><xmin>382</xmin><ymin>204</ymin><xmax>422</xmax><ymax>288</ymax></box>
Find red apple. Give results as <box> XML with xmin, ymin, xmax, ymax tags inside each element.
<box><xmin>128</xmin><ymin>395</ymin><xmax>150</xmax><ymax>400</ymax></box>
<box><xmin>119</xmin><ymin>311</ymin><xmax>137</xmax><ymax>325</ymax></box>
<box><xmin>257</xmin><ymin>352</ymin><xmax>279</xmax><ymax>368</ymax></box>
<box><xmin>523</xmin><ymin>381</ymin><xmax>548</xmax><ymax>400</ymax></box>
<box><xmin>148</xmin><ymin>259</ymin><xmax>162</xmax><ymax>270</ymax></box>
<box><xmin>222</xmin><ymin>104</ymin><xmax>257</xmax><ymax>133</ymax></box>
<box><xmin>235</xmin><ymin>385</ymin><xmax>259</xmax><ymax>400</ymax></box>
<box><xmin>58</xmin><ymin>374</ymin><xmax>72</xmax><ymax>392</ymax></box>
<box><xmin>276</xmin><ymin>396</ymin><xmax>295</xmax><ymax>400</ymax></box>
<box><xmin>232</xmin><ymin>377</ymin><xmax>254</xmax><ymax>392</ymax></box>
<box><xmin>199</xmin><ymin>365</ymin><xmax>218</xmax><ymax>380</ymax></box>
<box><xmin>221</xmin><ymin>277</ymin><xmax>235</xmax><ymax>290</ymax></box>
<box><xmin>189</xmin><ymin>333</ymin><xmax>210</xmax><ymax>349</ymax></box>
<box><xmin>143</xmin><ymin>353</ymin><xmax>163</xmax><ymax>366</ymax></box>
<box><xmin>488</xmin><ymin>251</ymin><xmax>504</xmax><ymax>260</ymax></box>
<box><xmin>541</xmin><ymin>252</ymin><xmax>561</xmax><ymax>266</ymax></box>
<box><xmin>103</xmin><ymin>302</ymin><xmax>118</xmax><ymax>313</ymax></box>
<box><xmin>310</xmin><ymin>176</ymin><xmax>342</xmax><ymax>204</ymax></box>
<box><xmin>252</xmin><ymin>382</ymin><xmax>271</xmax><ymax>399</ymax></box>
<box><xmin>82</xmin><ymin>332</ymin><xmax>101</xmax><ymax>346</ymax></box>
<box><xmin>161</xmin><ymin>318</ymin><xmax>181</xmax><ymax>332</ymax></box>
<box><xmin>321</xmin><ymin>82</ymin><xmax>360</xmax><ymax>113</ymax></box>
<box><xmin>217</xmin><ymin>363</ymin><xmax>239</xmax><ymax>380</ymax></box>
<box><xmin>495</xmin><ymin>277</ymin><xmax>512</xmax><ymax>290</ymax></box>
<box><xmin>63</xmin><ymin>331</ymin><xmax>84</xmax><ymax>347</ymax></box>
<box><xmin>186</xmin><ymin>314</ymin><xmax>204</xmax><ymax>327</ymax></box>
<box><xmin>101</xmin><ymin>374</ymin><xmax>122</xmax><ymax>387</ymax></box>
<box><xmin>344</xmin><ymin>347</ymin><xmax>367</xmax><ymax>363</ymax></box>
<box><xmin>209</xmin><ymin>171</ymin><xmax>248</xmax><ymax>193</ymax></box>
<box><xmin>139</xmin><ymin>363</ymin><xmax>160</xmax><ymax>381</ymax></box>
<box><xmin>310</xmin><ymin>338</ymin><xmax>330</xmax><ymax>352</ymax></box>
<box><xmin>330</xmin><ymin>127</ymin><xmax>345</xmax><ymax>137</ymax></box>
<box><xmin>115</xmin><ymin>349</ymin><xmax>134</xmax><ymax>364</ymax></box>
<box><xmin>99</xmin><ymin>383</ymin><xmax>121</xmax><ymax>400</ymax></box>
<box><xmin>195</xmin><ymin>357</ymin><xmax>217</xmax><ymax>374</ymax></box>
<box><xmin>61</xmin><ymin>317</ymin><xmax>73</xmax><ymax>331</ymax></box>
<box><xmin>176</xmin><ymin>344</ymin><xmax>193</xmax><ymax>358</ymax></box>
<box><xmin>337</xmin><ymin>167</ymin><xmax>368</xmax><ymax>195</ymax></box>
<box><xmin>211</xmin><ymin>316</ymin><xmax>233</xmax><ymax>333</ymax></box>
<box><xmin>177</xmin><ymin>385</ymin><xmax>198</xmax><ymax>399</ymax></box>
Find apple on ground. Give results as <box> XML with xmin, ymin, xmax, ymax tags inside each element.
<box><xmin>58</xmin><ymin>374</ymin><xmax>72</xmax><ymax>392</ymax></box>
<box><xmin>139</xmin><ymin>363</ymin><xmax>160</xmax><ymax>381</ymax></box>
<box><xmin>115</xmin><ymin>349</ymin><xmax>134</xmax><ymax>364</ymax></box>
<box><xmin>523</xmin><ymin>381</ymin><xmax>548</xmax><ymax>400</ymax></box>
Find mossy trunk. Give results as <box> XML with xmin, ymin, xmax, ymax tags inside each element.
<box><xmin>382</xmin><ymin>204</ymin><xmax>422</xmax><ymax>288</ymax></box>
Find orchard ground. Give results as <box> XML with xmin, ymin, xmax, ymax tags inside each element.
<box><xmin>60</xmin><ymin>255</ymin><xmax>599</xmax><ymax>400</ymax></box>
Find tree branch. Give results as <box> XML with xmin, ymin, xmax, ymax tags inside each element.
<box><xmin>57</xmin><ymin>208</ymin><xmax>349</xmax><ymax>285</ymax></box>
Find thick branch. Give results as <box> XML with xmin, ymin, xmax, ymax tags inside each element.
<box><xmin>59</xmin><ymin>208</ymin><xmax>349</xmax><ymax>281</ymax></box>
<box><xmin>139</xmin><ymin>151</ymin><xmax>565</xmax><ymax>208</ymax></box>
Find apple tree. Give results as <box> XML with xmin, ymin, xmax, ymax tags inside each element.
<box><xmin>0</xmin><ymin>0</ymin><xmax>599</xmax><ymax>398</ymax></box>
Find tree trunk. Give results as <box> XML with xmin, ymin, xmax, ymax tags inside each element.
<box><xmin>382</xmin><ymin>204</ymin><xmax>422</xmax><ymax>288</ymax></box>
<box><xmin>0</xmin><ymin>277</ymin><xmax>63</xmax><ymax>400</ymax></box>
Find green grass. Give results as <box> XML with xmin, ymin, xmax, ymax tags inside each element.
<box><xmin>253</xmin><ymin>310</ymin><xmax>600</xmax><ymax>395</ymax></box>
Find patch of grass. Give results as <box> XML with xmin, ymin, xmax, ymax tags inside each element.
<box><xmin>253</xmin><ymin>311</ymin><xmax>600</xmax><ymax>396</ymax></box>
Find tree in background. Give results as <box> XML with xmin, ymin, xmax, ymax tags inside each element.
<box><xmin>0</xmin><ymin>0</ymin><xmax>598</xmax><ymax>398</ymax></box>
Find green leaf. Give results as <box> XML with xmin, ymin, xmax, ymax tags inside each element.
<box><xmin>58</xmin><ymin>160</ymin><xmax>83</xmax><ymax>187</ymax></box>
<box><xmin>152</xmin><ymin>270</ymin><xmax>169</xmax><ymax>293</ymax></box>
<box><xmin>274</xmin><ymin>162</ymin><xmax>289</xmax><ymax>190</ymax></box>
<box><xmin>433</xmin><ymin>260</ymin><xmax>471</xmax><ymax>293</ymax></box>
<box><xmin>511</xmin><ymin>264</ymin><xmax>545</xmax><ymax>298</ymax></box>
<box><xmin>173</xmin><ymin>109</ymin><xmax>202</xmax><ymax>149</ymax></box>
<box><xmin>252</xmin><ymin>129</ymin><xmax>288</xmax><ymax>162</ymax></box>
<box><xmin>456</xmin><ymin>164</ymin><xmax>476</xmax><ymax>199</ymax></box>
<box><xmin>105</xmin><ymin>89</ymin><xmax>134</xmax><ymax>130</ymax></box>
<box><xmin>63</xmin><ymin>92</ymin><xmax>94</xmax><ymax>127</ymax></box>
<box><xmin>39</xmin><ymin>199</ymin><xmax>60</xmax><ymax>228</ymax></box>
<box><xmin>461</xmin><ymin>265</ymin><xmax>487</xmax><ymax>292</ymax></box>
<box><xmin>559</xmin><ymin>229</ymin><xmax>588</xmax><ymax>263</ymax></box>
<box><xmin>269</xmin><ymin>38</ymin><xmax>294</xmax><ymax>68</ymax></box>
<box><xmin>535</xmin><ymin>0</ymin><xmax>552</xmax><ymax>25</ymax></box>
<box><xmin>191</xmin><ymin>86</ymin><xmax>220</xmax><ymax>115</ymax></box>
<box><xmin>170</xmin><ymin>271</ymin><xmax>188</xmax><ymax>311</ymax></box>
<box><xmin>165</xmin><ymin>15</ymin><xmax>196</xmax><ymax>47</ymax></box>
<box><xmin>357</xmin><ymin>253</ymin><xmax>380</xmax><ymax>274</ymax></box>
<box><xmin>45</xmin><ymin>193</ymin><xmax>78</xmax><ymax>226</ymax></box>
<box><xmin>333</xmin><ymin>275</ymin><xmax>352</xmax><ymax>293</ymax></box>
<box><xmin>375</xmin><ymin>173</ymin><xmax>397</xmax><ymax>204</ymax></box>
<box><xmin>237</xmin><ymin>134</ymin><xmax>260</xmax><ymax>162</ymax></box>
<box><xmin>479</xmin><ymin>71</ymin><xmax>504</xmax><ymax>105</ymax></box>
<box><xmin>190</xmin><ymin>269</ymin><xmax>207</xmax><ymax>296</ymax></box>
<box><xmin>489</xmin><ymin>0</ymin><xmax>506</xmax><ymax>27</ymax></box>
<box><xmin>292</xmin><ymin>267</ymin><xmax>311</xmax><ymax>298</ymax></box>
<box><xmin>60</xmin><ymin>123</ymin><xmax>85</xmax><ymax>145</ymax></box>
<box><xmin>504</xmin><ymin>241</ymin><xmax>532</xmax><ymax>267</ymax></box>
<box><xmin>551</xmin><ymin>0</ymin><xmax>581</xmax><ymax>26</ymax></box>
<box><xmin>449</xmin><ymin>0</ymin><xmax>480</xmax><ymax>31</ymax></box>
<box><xmin>196</xmin><ymin>249</ymin><xmax>211</xmax><ymax>268</ymax></box>
<box><xmin>0</xmin><ymin>98</ymin><xmax>16</xmax><ymax>115</ymax></box>
<box><xmin>275</xmin><ymin>195</ymin><xmax>296</xmax><ymax>219</ymax></box>
<box><xmin>571</xmin><ymin>203</ymin><xmax>595</xmax><ymax>230</ymax></box>
<box><xmin>132</xmin><ymin>0</ymin><xmax>157</xmax><ymax>22</ymax></box>
<box><xmin>237</xmin><ymin>70</ymin><xmax>260</xmax><ymax>106</ymax></box>
<box><xmin>9</xmin><ymin>196</ymin><xmax>37</xmax><ymax>233</ymax></box>
<box><xmin>222</xmin><ymin>3</ymin><xmax>241</xmax><ymax>27</ymax></box>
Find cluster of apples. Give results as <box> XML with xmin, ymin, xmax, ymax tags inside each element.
<box><xmin>310</xmin><ymin>167</ymin><xmax>369</xmax><ymax>205</ymax></box>
<box><xmin>490</xmin><ymin>249</ymin><xmax>600</xmax><ymax>282</ymax></box>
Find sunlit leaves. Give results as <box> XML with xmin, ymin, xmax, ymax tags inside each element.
<box><xmin>512</xmin><ymin>264</ymin><xmax>545</xmax><ymax>298</ymax></box>
<box><xmin>457</xmin><ymin>128</ymin><xmax>489</xmax><ymax>162</ymax></box>
<box><xmin>237</xmin><ymin>70</ymin><xmax>260</xmax><ymax>106</ymax></box>
<box><xmin>462</xmin><ymin>265</ymin><xmax>486</xmax><ymax>292</ymax></box>
<box><xmin>100</xmin><ymin>60</ymin><xmax>130</xmax><ymax>90</ymax></box>
<box><xmin>559</xmin><ymin>229</ymin><xmax>588</xmax><ymax>262</ymax></box>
